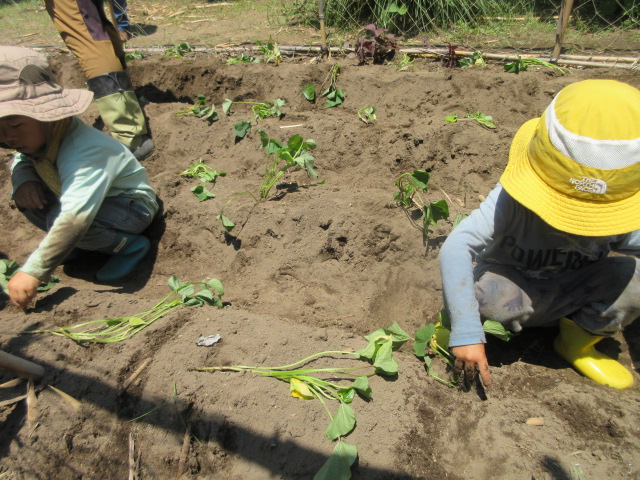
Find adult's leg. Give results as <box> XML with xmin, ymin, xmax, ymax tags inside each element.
<box><xmin>43</xmin><ymin>0</ymin><xmax>153</xmax><ymax>158</ymax></box>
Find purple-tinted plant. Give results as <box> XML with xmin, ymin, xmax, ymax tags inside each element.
<box><xmin>354</xmin><ymin>24</ymin><xmax>397</xmax><ymax>65</ymax></box>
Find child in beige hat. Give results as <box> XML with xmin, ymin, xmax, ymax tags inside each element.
<box><xmin>439</xmin><ymin>79</ymin><xmax>640</xmax><ymax>390</ymax></box>
<box><xmin>0</xmin><ymin>46</ymin><xmax>158</xmax><ymax>310</ymax></box>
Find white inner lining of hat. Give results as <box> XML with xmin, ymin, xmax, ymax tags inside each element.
<box><xmin>546</xmin><ymin>96</ymin><xmax>640</xmax><ymax>169</ymax></box>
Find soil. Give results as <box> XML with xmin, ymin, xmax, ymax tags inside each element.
<box><xmin>1</xmin><ymin>15</ymin><xmax>640</xmax><ymax>480</ymax></box>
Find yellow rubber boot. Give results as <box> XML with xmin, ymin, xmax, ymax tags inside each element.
<box><xmin>553</xmin><ymin>317</ymin><xmax>633</xmax><ymax>389</ymax></box>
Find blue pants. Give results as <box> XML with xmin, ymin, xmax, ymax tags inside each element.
<box><xmin>21</xmin><ymin>192</ymin><xmax>154</xmax><ymax>251</ymax></box>
<box><xmin>474</xmin><ymin>257</ymin><xmax>640</xmax><ymax>336</ymax></box>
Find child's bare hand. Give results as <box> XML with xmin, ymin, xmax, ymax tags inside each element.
<box><xmin>14</xmin><ymin>181</ymin><xmax>47</xmax><ymax>209</ymax></box>
<box><xmin>451</xmin><ymin>343</ymin><xmax>491</xmax><ymax>388</ymax></box>
<box><xmin>8</xmin><ymin>271</ymin><xmax>40</xmax><ymax>310</ymax></box>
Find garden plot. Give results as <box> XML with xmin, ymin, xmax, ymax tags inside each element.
<box><xmin>1</xmin><ymin>52</ymin><xmax>639</xmax><ymax>480</ymax></box>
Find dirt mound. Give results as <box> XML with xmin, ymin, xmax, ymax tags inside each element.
<box><xmin>1</xmin><ymin>52</ymin><xmax>639</xmax><ymax>479</ymax></box>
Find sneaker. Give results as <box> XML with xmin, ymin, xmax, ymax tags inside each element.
<box><xmin>130</xmin><ymin>135</ymin><xmax>155</xmax><ymax>161</ymax></box>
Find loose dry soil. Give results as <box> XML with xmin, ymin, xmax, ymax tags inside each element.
<box><xmin>1</xmin><ymin>12</ymin><xmax>640</xmax><ymax>480</ymax></box>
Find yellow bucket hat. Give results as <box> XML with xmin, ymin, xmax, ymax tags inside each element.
<box><xmin>501</xmin><ymin>79</ymin><xmax>640</xmax><ymax>237</ymax></box>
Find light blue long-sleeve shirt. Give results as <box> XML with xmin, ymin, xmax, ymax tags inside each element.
<box><xmin>11</xmin><ymin>117</ymin><xmax>158</xmax><ymax>281</ymax></box>
<box><xmin>439</xmin><ymin>183</ymin><xmax>640</xmax><ymax>347</ymax></box>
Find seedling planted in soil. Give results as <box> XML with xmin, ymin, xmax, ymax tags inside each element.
<box><xmin>222</xmin><ymin>98</ymin><xmax>286</xmax><ymax>121</ymax></box>
<box><xmin>176</xmin><ymin>94</ymin><xmax>218</xmax><ymax>123</ymax></box>
<box><xmin>504</xmin><ymin>56</ymin><xmax>569</xmax><ymax>75</ymax></box>
<box><xmin>226</xmin><ymin>53</ymin><xmax>259</xmax><ymax>65</ymax></box>
<box><xmin>321</xmin><ymin>64</ymin><xmax>344</xmax><ymax>108</ymax></box>
<box><xmin>394</xmin><ymin>169</ymin><xmax>465</xmax><ymax>242</ymax></box>
<box><xmin>357</xmin><ymin>106</ymin><xmax>377</xmax><ymax>124</ymax></box>
<box><xmin>165</xmin><ymin>42</ymin><xmax>195</xmax><ymax>58</ymax></box>
<box><xmin>29</xmin><ymin>276</ymin><xmax>224</xmax><ymax>343</ymax></box>
<box><xmin>256</xmin><ymin>37</ymin><xmax>281</xmax><ymax>65</ymax></box>
<box><xmin>301</xmin><ymin>82</ymin><xmax>316</xmax><ymax>102</ymax></box>
<box><xmin>445</xmin><ymin>110</ymin><xmax>496</xmax><ymax>129</ymax></box>
<box><xmin>414</xmin><ymin>311</ymin><xmax>514</xmax><ymax>389</ymax></box>
<box><xmin>181</xmin><ymin>159</ymin><xmax>226</xmax><ymax>201</ymax></box>
<box><xmin>258</xmin><ymin>129</ymin><xmax>318</xmax><ymax>199</ymax></box>
<box><xmin>198</xmin><ymin>321</ymin><xmax>411</xmax><ymax>480</ymax></box>
<box><xmin>388</xmin><ymin>52</ymin><xmax>415</xmax><ymax>71</ymax></box>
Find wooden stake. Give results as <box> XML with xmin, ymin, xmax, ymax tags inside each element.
<box><xmin>551</xmin><ymin>0</ymin><xmax>575</xmax><ymax>62</ymax></box>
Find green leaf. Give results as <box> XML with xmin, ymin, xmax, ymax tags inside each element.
<box><xmin>352</xmin><ymin>376</ymin><xmax>372</xmax><ymax>399</ymax></box>
<box><xmin>206</xmin><ymin>278</ymin><xmax>224</xmax><ymax>296</ymax></box>
<box><xmin>386</xmin><ymin>321</ymin><xmax>411</xmax><ymax>345</ymax></box>
<box><xmin>388</xmin><ymin>2</ymin><xmax>408</xmax><ymax>14</ymax></box>
<box><xmin>337</xmin><ymin>387</ymin><xmax>356</xmax><ymax>404</ymax></box>
<box><xmin>128</xmin><ymin>316</ymin><xmax>147</xmax><ymax>327</ymax></box>
<box><xmin>325</xmin><ymin>88</ymin><xmax>344</xmax><ymax>108</ymax></box>
<box><xmin>313</xmin><ymin>441</ymin><xmax>358</xmax><ymax>480</ymax></box>
<box><xmin>234</xmin><ymin>120</ymin><xmax>252</xmax><ymax>139</ymax></box>
<box><xmin>216</xmin><ymin>214</ymin><xmax>235</xmax><ymax>233</ymax></box>
<box><xmin>409</xmin><ymin>170</ymin><xmax>430</xmax><ymax>191</ymax></box>
<box><xmin>324</xmin><ymin>403</ymin><xmax>356</xmax><ymax>441</ymax></box>
<box><xmin>444</xmin><ymin>114</ymin><xmax>458</xmax><ymax>123</ymax></box>
<box><xmin>191</xmin><ymin>185</ymin><xmax>216</xmax><ymax>201</ymax></box>
<box><xmin>302</xmin><ymin>82</ymin><xmax>315</xmax><ymax>102</ymax></box>
<box><xmin>354</xmin><ymin>339</ymin><xmax>377</xmax><ymax>360</ymax></box>
<box><xmin>413</xmin><ymin>324</ymin><xmax>436</xmax><ymax>357</ymax></box>
<box><xmin>168</xmin><ymin>275</ymin><xmax>185</xmax><ymax>291</ymax></box>
<box><xmin>438</xmin><ymin>310</ymin><xmax>451</xmax><ymax>330</ymax></box>
<box><xmin>482</xmin><ymin>319</ymin><xmax>514</xmax><ymax>341</ymax></box>
<box><xmin>222</xmin><ymin>98</ymin><xmax>233</xmax><ymax>115</ymax></box>
<box><xmin>424</xmin><ymin>199</ymin><xmax>449</xmax><ymax>227</ymax></box>
<box><xmin>372</xmin><ymin>338</ymin><xmax>398</xmax><ymax>376</ymax></box>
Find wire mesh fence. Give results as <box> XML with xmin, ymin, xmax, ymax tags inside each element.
<box><xmin>276</xmin><ymin>0</ymin><xmax>640</xmax><ymax>57</ymax></box>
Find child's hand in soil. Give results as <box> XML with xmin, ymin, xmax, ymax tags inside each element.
<box><xmin>8</xmin><ymin>271</ymin><xmax>40</xmax><ymax>310</ymax></box>
<box><xmin>452</xmin><ymin>343</ymin><xmax>491</xmax><ymax>388</ymax></box>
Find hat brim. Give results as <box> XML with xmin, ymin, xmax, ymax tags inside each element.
<box><xmin>500</xmin><ymin>118</ymin><xmax>640</xmax><ymax>237</ymax></box>
<box><xmin>0</xmin><ymin>88</ymin><xmax>93</xmax><ymax>122</ymax></box>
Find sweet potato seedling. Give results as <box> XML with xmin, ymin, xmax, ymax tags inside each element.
<box><xmin>165</xmin><ymin>42</ymin><xmax>195</xmax><ymax>58</ymax></box>
<box><xmin>176</xmin><ymin>94</ymin><xmax>218</xmax><ymax>123</ymax></box>
<box><xmin>445</xmin><ymin>110</ymin><xmax>496</xmax><ymax>129</ymax></box>
<box><xmin>198</xmin><ymin>321</ymin><xmax>411</xmax><ymax>480</ymax></box>
<box><xmin>258</xmin><ymin>129</ymin><xmax>319</xmax><ymax>199</ymax></box>
<box><xmin>394</xmin><ymin>169</ymin><xmax>464</xmax><ymax>242</ymax></box>
<box><xmin>459</xmin><ymin>50</ymin><xmax>487</xmax><ymax>68</ymax></box>
<box><xmin>414</xmin><ymin>311</ymin><xmax>514</xmax><ymax>389</ymax></box>
<box><xmin>256</xmin><ymin>37</ymin><xmax>281</xmax><ymax>65</ymax></box>
<box><xmin>180</xmin><ymin>159</ymin><xmax>226</xmax><ymax>184</ymax></box>
<box><xmin>388</xmin><ymin>53</ymin><xmax>414</xmax><ymax>71</ymax></box>
<box><xmin>301</xmin><ymin>82</ymin><xmax>316</xmax><ymax>102</ymax></box>
<box><xmin>321</xmin><ymin>64</ymin><xmax>344</xmax><ymax>108</ymax></box>
<box><xmin>29</xmin><ymin>276</ymin><xmax>224</xmax><ymax>343</ymax></box>
<box><xmin>226</xmin><ymin>53</ymin><xmax>259</xmax><ymax>65</ymax></box>
<box><xmin>180</xmin><ymin>159</ymin><xmax>226</xmax><ymax>202</ymax></box>
<box><xmin>222</xmin><ymin>98</ymin><xmax>286</xmax><ymax>121</ymax></box>
<box><xmin>504</xmin><ymin>56</ymin><xmax>569</xmax><ymax>75</ymax></box>
<box><xmin>357</xmin><ymin>106</ymin><xmax>377</xmax><ymax>124</ymax></box>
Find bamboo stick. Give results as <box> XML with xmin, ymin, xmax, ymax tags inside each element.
<box><xmin>0</xmin><ymin>350</ymin><xmax>44</xmax><ymax>380</ymax></box>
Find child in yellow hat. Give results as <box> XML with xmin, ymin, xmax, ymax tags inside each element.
<box><xmin>0</xmin><ymin>46</ymin><xmax>158</xmax><ymax>310</ymax></box>
<box><xmin>439</xmin><ymin>79</ymin><xmax>640</xmax><ymax>390</ymax></box>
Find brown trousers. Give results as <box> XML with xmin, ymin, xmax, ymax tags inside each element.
<box><xmin>44</xmin><ymin>0</ymin><xmax>124</xmax><ymax>78</ymax></box>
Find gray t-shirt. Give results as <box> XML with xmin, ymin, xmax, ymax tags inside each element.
<box><xmin>439</xmin><ymin>183</ymin><xmax>640</xmax><ymax>347</ymax></box>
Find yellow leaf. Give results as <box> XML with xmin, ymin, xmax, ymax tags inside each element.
<box><xmin>290</xmin><ymin>378</ymin><xmax>314</xmax><ymax>400</ymax></box>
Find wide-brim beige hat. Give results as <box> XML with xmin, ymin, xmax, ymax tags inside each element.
<box><xmin>0</xmin><ymin>46</ymin><xmax>93</xmax><ymax>121</ymax></box>
<box><xmin>500</xmin><ymin>79</ymin><xmax>640</xmax><ymax>237</ymax></box>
